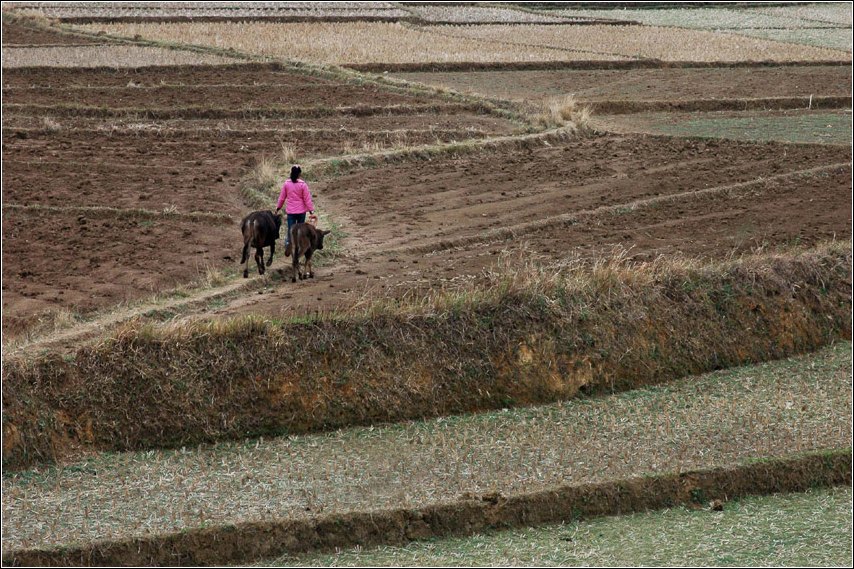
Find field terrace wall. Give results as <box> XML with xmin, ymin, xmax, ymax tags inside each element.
<box><xmin>2</xmin><ymin>243</ymin><xmax>851</xmax><ymax>469</ymax></box>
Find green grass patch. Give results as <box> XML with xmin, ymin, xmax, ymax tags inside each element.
<box><xmin>264</xmin><ymin>486</ymin><xmax>853</xmax><ymax>566</ymax></box>
<box><xmin>632</xmin><ymin>111</ymin><xmax>852</xmax><ymax>144</ymax></box>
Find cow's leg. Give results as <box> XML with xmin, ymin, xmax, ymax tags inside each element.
<box><xmin>305</xmin><ymin>250</ymin><xmax>314</xmax><ymax>278</ymax></box>
<box><xmin>241</xmin><ymin>240</ymin><xmax>251</xmax><ymax>278</ymax></box>
<box><xmin>291</xmin><ymin>249</ymin><xmax>300</xmax><ymax>283</ymax></box>
<box><xmin>256</xmin><ymin>247</ymin><xmax>265</xmax><ymax>275</ymax></box>
<box><xmin>267</xmin><ymin>241</ymin><xmax>275</xmax><ymax>266</ymax></box>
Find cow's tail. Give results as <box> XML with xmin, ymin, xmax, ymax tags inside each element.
<box><xmin>240</xmin><ymin>218</ymin><xmax>250</xmax><ymax>264</ymax></box>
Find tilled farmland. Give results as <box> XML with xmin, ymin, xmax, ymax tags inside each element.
<box><xmin>1</xmin><ymin>61</ymin><xmax>522</xmax><ymax>336</ymax></box>
<box><xmin>1</xmin><ymin>4</ymin><xmax>852</xmax><ymax>567</ymax></box>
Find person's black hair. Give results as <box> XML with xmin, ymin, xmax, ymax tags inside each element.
<box><xmin>290</xmin><ymin>165</ymin><xmax>302</xmax><ymax>183</ymax></box>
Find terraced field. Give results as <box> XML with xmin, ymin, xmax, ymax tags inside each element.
<box><xmin>2</xmin><ymin>4</ymin><xmax>852</xmax><ymax>567</ymax></box>
<box><xmin>1</xmin><ymin>53</ymin><xmax>522</xmax><ymax>337</ymax></box>
<box><xmin>3</xmin><ymin>345</ymin><xmax>851</xmax><ymax>564</ymax></box>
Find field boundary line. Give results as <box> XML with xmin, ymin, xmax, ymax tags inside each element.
<box><xmin>3</xmin><ymin>202</ymin><xmax>235</xmax><ymax>223</ymax></box>
<box><xmin>1</xmin><ymin>126</ymin><xmax>499</xmax><ymax>138</ymax></box>
<box><xmin>3</xmin><ymin>450</ymin><xmax>849</xmax><ymax>566</ymax></box>
<box><xmin>302</xmin><ymin>125</ymin><xmax>578</xmax><ymax>178</ymax></box>
<box><xmin>392</xmin><ymin>161</ymin><xmax>852</xmax><ymax>256</ymax></box>
<box><xmin>589</xmin><ymin>95</ymin><xmax>853</xmax><ymax>114</ymax></box>
<box><xmin>346</xmin><ymin>59</ymin><xmax>853</xmax><ymax>72</ymax></box>
<box><xmin>1</xmin><ymin>101</ymin><xmax>501</xmax><ymax>120</ymax></box>
<box><xmin>1</xmin><ymin>276</ymin><xmax>269</xmax><ymax>358</ymax></box>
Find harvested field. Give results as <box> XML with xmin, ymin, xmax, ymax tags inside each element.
<box><xmin>752</xmin><ymin>3</ymin><xmax>854</xmax><ymax>27</ymax></box>
<box><xmin>0</xmin><ymin>83</ymin><xmax>440</xmax><ymax>109</ymax></box>
<box><xmin>2</xmin><ymin>343</ymin><xmax>850</xmax><ymax>556</ymax></box>
<box><xmin>11</xmin><ymin>3</ymin><xmax>411</xmax><ymax>22</ymax></box>
<box><xmin>0</xmin><ymin>65</ymin><xmax>442</xmax><ymax>108</ymax></box>
<box><xmin>430</xmin><ymin>23</ymin><xmax>851</xmax><ymax>62</ymax></box>
<box><xmin>0</xmin><ymin>113</ymin><xmax>516</xmax><ymax>137</ymax></box>
<box><xmin>391</xmin><ymin>65</ymin><xmax>853</xmax><ymax>104</ymax></box>
<box><xmin>555</xmin><ymin>7</ymin><xmax>849</xmax><ymax>30</ymax></box>
<box><xmin>594</xmin><ymin>109</ymin><xmax>854</xmax><ymax>145</ymax></box>
<box><xmin>0</xmin><ymin>44</ymin><xmax>240</xmax><ymax>67</ymax></box>
<box><xmin>269</xmin><ymin>487</ymin><xmax>853</xmax><ymax>567</ymax></box>
<box><xmin>75</xmin><ymin>21</ymin><xmax>621</xmax><ymax>64</ymax></box>
<box><xmin>731</xmin><ymin>27</ymin><xmax>852</xmax><ymax>52</ymax></box>
<box><xmin>552</xmin><ymin>6</ymin><xmax>853</xmax><ymax>52</ymax></box>
<box><xmin>405</xmin><ymin>5</ymin><xmax>574</xmax><ymax>24</ymax></box>
<box><xmin>1</xmin><ymin>62</ymin><xmax>323</xmax><ymax>87</ymax></box>
<box><xmin>314</xmin><ymin>135</ymin><xmax>850</xmax><ymax>253</ymax></box>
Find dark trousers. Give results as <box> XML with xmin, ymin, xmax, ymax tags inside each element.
<box><xmin>285</xmin><ymin>213</ymin><xmax>306</xmax><ymax>245</ymax></box>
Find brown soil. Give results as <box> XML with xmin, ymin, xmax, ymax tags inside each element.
<box><xmin>2</xmin><ymin>82</ymin><xmax>439</xmax><ymax>109</ymax></box>
<box><xmin>392</xmin><ymin>65</ymin><xmax>852</xmax><ymax>103</ymax></box>
<box><xmin>1</xmin><ymin>64</ymin><xmax>441</xmax><ymax>110</ymax></box>
<box><xmin>213</xmin><ymin>135</ymin><xmax>851</xmax><ymax>321</ymax></box>
<box><xmin>1</xmin><ymin>21</ymin><xmax>102</xmax><ymax>46</ymax></box>
<box><xmin>0</xmin><ymin>113</ymin><xmax>520</xmax><ymax>134</ymax></box>
<box><xmin>0</xmin><ymin>65</ymin><xmax>521</xmax><ymax>338</ymax></box>
<box><xmin>1</xmin><ymin>63</ymin><xmax>316</xmax><ymax>87</ymax></box>
<box><xmin>1</xmin><ymin>208</ymin><xmax>237</xmax><ymax>334</ymax></box>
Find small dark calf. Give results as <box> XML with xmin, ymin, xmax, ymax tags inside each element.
<box><xmin>285</xmin><ymin>223</ymin><xmax>331</xmax><ymax>282</ymax></box>
<box><xmin>240</xmin><ymin>210</ymin><xmax>282</xmax><ymax>278</ymax></box>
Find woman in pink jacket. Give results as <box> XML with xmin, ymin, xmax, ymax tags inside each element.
<box><xmin>275</xmin><ymin>165</ymin><xmax>315</xmax><ymax>247</ymax></box>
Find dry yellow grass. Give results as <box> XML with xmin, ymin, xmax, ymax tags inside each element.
<box><xmin>0</xmin><ymin>45</ymin><xmax>239</xmax><ymax>68</ymax></box>
<box><xmin>429</xmin><ymin>23</ymin><xmax>851</xmax><ymax>62</ymax></box>
<box><xmin>76</xmin><ymin>21</ymin><xmax>623</xmax><ymax>64</ymax></box>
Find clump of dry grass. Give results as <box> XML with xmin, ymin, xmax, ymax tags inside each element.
<box><xmin>534</xmin><ymin>94</ymin><xmax>593</xmax><ymax>130</ymax></box>
<box><xmin>2</xmin><ymin>241</ymin><xmax>850</xmax><ymax>469</ymax></box>
<box><xmin>39</xmin><ymin>115</ymin><xmax>61</xmax><ymax>131</ymax></box>
<box><xmin>242</xmin><ymin>143</ymin><xmax>301</xmax><ymax>208</ymax></box>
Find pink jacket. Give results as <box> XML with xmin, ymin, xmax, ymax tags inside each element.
<box><xmin>276</xmin><ymin>179</ymin><xmax>314</xmax><ymax>215</ymax></box>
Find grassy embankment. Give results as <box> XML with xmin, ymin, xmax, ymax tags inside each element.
<box><xmin>2</xmin><ymin>242</ymin><xmax>850</xmax><ymax>469</ymax></box>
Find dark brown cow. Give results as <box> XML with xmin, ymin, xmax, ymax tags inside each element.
<box><xmin>285</xmin><ymin>223</ymin><xmax>331</xmax><ymax>282</ymax></box>
<box><xmin>240</xmin><ymin>210</ymin><xmax>282</xmax><ymax>278</ymax></box>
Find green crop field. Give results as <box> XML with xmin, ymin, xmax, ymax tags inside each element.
<box><xmin>596</xmin><ymin>110</ymin><xmax>853</xmax><ymax>144</ymax></box>
<box><xmin>265</xmin><ymin>487</ymin><xmax>853</xmax><ymax>567</ymax></box>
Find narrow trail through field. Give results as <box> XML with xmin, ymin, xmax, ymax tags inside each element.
<box><xmin>2</xmin><ymin>343</ymin><xmax>850</xmax><ymax>564</ymax></box>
